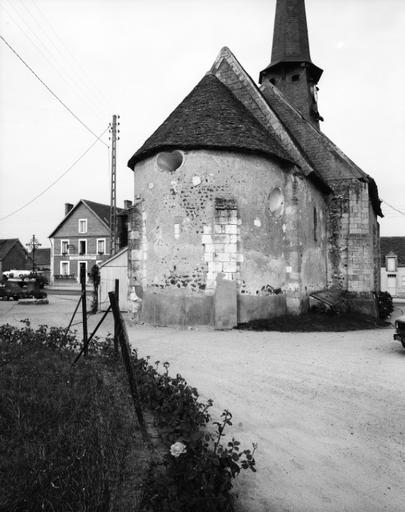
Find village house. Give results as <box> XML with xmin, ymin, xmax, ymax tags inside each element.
<box><xmin>0</xmin><ymin>239</ymin><xmax>28</xmax><ymax>275</ymax></box>
<box><xmin>380</xmin><ymin>237</ymin><xmax>405</xmax><ymax>298</ymax></box>
<box><xmin>49</xmin><ymin>199</ymin><xmax>130</xmax><ymax>284</ymax></box>
<box><xmin>126</xmin><ymin>0</ymin><xmax>382</xmax><ymax>327</ymax></box>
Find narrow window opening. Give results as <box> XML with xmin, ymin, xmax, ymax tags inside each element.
<box><xmin>313</xmin><ymin>207</ymin><xmax>318</xmax><ymax>242</ymax></box>
<box><xmin>292</xmin><ymin>74</ymin><xmax>300</xmax><ymax>82</ymax></box>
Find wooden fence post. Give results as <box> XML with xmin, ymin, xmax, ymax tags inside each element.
<box><xmin>108</xmin><ymin>291</ymin><xmax>148</xmax><ymax>443</ymax></box>
<box><xmin>114</xmin><ymin>279</ymin><xmax>119</xmax><ymax>357</ymax></box>
<box><xmin>80</xmin><ymin>266</ymin><xmax>88</xmax><ymax>356</ymax></box>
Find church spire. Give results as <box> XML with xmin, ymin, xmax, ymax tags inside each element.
<box><xmin>259</xmin><ymin>0</ymin><xmax>323</xmax><ymax>128</ymax></box>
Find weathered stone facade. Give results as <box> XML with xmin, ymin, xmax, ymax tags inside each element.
<box><xmin>128</xmin><ymin>150</ymin><xmax>328</xmax><ymax>325</ymax></box>
<box><xmin>126</xmin><ymin>0</ymin><xmax>382</xmax><ymax>326</ymax></box>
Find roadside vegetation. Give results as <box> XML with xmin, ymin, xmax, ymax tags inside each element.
<box><xmin>239</xmin><ymin>292</ymin><xmax>394</xmax><ymax>332</ymax></box>
<box><xmin>0</xmin><ymin>321</ymin><xmax>256</xmax><ymax>512</ymax></box>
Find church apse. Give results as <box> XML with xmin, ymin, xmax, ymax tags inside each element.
<box><xmin>128</xmin><ymin>149</ymin><xmax>328</xmax><ymax>327</ymax></box>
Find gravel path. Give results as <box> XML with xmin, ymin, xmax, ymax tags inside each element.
<box><xmin>1</xmin><ymin>296</ymin><xmax>404</xmax><ymax>511</ymax></box>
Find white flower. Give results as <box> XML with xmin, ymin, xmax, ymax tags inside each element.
<box><xmin>170</xmin><ymin>441</ymin><xmax>187</xmax><ymax>458</ymax></box>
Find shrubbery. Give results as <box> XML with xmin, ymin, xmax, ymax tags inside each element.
<box><xmin>0</xmin><ymin>322</ymin><xmax>131</xmax><ymax>511</ymax></box>
<box><xmin>0</xmin><ymin>322</ymin><xmax>256</xmax><ymax>512</ymax></box>
<box><xmin>375</xmin><ymin>291</ymin><xmax>394</xmax><ymax>320</ymax></box>
<box><xmin>133</xmin><ymin>358</ymin><xmax>256</xmax><ymax>511</ymax></box>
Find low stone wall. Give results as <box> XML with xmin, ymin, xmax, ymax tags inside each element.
<box><xmin>141</xmin><ymin>290</ymin><xmax>213</xmax><ymax>327</ymax></box>
<box><xmin>141</xmin><ymin>289</ymin><xmax>288</xmax><ymax>328</ymax></box>
<box><xmin>237</xmin><ymin>294</ymin><xmax>287</xmax><ymax>324</ymax></box>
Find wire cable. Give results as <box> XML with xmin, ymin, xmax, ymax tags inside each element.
<box><xmin>6</xmin><ymin>0</ymin><xmax>108</xmax><ymax>122</ymax></box>
<box><xmin>381</xmin><ymin>200</ymin><xmax>405</xmax><ymax>217</ymax></box>
<box><xmin>0</xmin><ymin>34</ymin><xmax>109</xmax><ymax>147</ymax></box>
<box><xmin>0</xmin><ymin>126</ymin><xmax>110</xmax><ymax>222</ymax></box>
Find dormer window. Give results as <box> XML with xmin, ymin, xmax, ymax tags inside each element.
<box><xmin>78</xmin><ymin>219</ymin><xmax>87</xmax><ymax>234</ymax></box>
<box><xmin>386</xmin><ymin>255</ymin><xmax>397</xmax><ymax>272</ymax></box>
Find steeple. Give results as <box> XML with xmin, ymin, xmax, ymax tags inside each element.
<box><xmin>259</xmin><ymin>0</ymin><xmax>323</xmax><ymax>128</ymax></box>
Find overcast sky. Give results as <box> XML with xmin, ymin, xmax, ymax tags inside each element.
<box><xmin>0</xmin><ymin>0</ymin><xmax>404</xmax><ymax>249</ymax></box>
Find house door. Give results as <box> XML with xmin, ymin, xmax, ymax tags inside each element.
<box><xmin>387</xmin><ymin>274</ymin><xmax>397</xmax><ymax>297</ymax></box>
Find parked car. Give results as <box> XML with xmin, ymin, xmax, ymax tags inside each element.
<box><xmin>0</xmin><ymin>279</ymin><xmax>47</xmax><ymax>301</ymax></box>
<box><xmin>393</xmin><ymin>315</ymin><xmax>405</xmax><ymax>348</ymax></box>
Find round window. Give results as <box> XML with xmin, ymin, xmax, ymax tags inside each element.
<box><xmin>156</xmin><ymin>150</ymin><xmax>184</xmax><ymax>172</ymax></box>
<box><xmin>268</xmin><ymin>187</ymin><xmax>283</xmax><ymax>214</ymax></box>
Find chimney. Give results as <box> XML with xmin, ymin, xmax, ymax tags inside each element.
<box><xmin>124</xmin><ymin>200</ymin><xmax>132</xmax><ymax>209</ymax></box>
<box><xmin>65</xmin><ymin>203</ymin><xmax>74</xmax><ymax>216</ymax></box>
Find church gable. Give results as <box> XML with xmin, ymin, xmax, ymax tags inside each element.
<box><xmin>209</xmin><ymin>47</ymin><xmax>317</xmax><ymax>180</ymax></box>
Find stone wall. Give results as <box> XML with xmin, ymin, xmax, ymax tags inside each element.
<box><xmin>327</xmin><ymin>179</ymin><xmax>379</xmax><ymax>295</ymax></box>
<box><xmin>129</xmin><ymin>149</ymin><xmax>328</xmax><ymax>326</ymax></box>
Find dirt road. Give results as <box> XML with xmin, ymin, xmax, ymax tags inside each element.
<box><xmin>1</xmin><ymin>296</ymin><xmax>404</xmax><ymax>511</ymax></box>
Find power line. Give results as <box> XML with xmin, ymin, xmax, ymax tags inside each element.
<box><xmin>0</xmin><ymin>33</ymin><xmax>108</xmax><ymax>148</ymax></box>
<box><xmin>7</xmin><ymin>0</ymin><xmax>108</xmax><ymax>122</ymax></box>
<box><xmin>381</xmin><ymin>199</ymin><xmax>405</xmax><ymax>217</ymax></box>
<box><xmin>31</xmin><ymin>0</ymin><xmax>112</xmax><ymax>111</ymax></box>
<box><xmin>0</xmin><ymin>126</ymin><xmax>110</xmax><ymax>222</ymax></box>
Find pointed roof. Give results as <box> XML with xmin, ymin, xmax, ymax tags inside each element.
<box><xmin>127</xmin><ymin>74</ymin><xmax>294</xmax><ymax>170</ymax></box>
<box><xmin>259</xmin><ymin>0</ymin><xmax>323</xmax><ymax>83</ymax></box>
<box><xmin>380</xmin><ymin>237</ymin><xmax>405</xmax><ymax>265</ymax></box>
<box><xmin>49</xmin><ymin>199</ymin><xmax>124</xmax><ymax>238</ymax></box>
<box><xmin>0</xmin><ymin>239</ymin><xmax>26</xmax><ymax>260</ymax></box>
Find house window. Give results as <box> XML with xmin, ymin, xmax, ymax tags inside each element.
<box><xmin>79</xmin><ymin>239</ymin><xmax>87</xmax><ymax>255</ymax></box>
<box><xmin>292</xmin><ymin>74</ymin><xmax>300</xmax><ymax>82</ymax></box>
<box><xmin>60</xmin><ymin>261</ymin><xmax>70</xmax><ymax>276</ymax></box>
<box><xmin>386</xmin><ymin>257</ymin><xmax>397</xmax><ymax>272</ymax></box>
<box><xmin>78</xmin><ymin>219</ymin><xmax>87</xmax><ymax>234</ymax></box>
<box><xmin>61</xmin><ymin>240</ymin><xmax>69</xmax><ymax>255</ymax></box>
<box><xmin>97</xmin><ymin>239</ymin><xmax>106</xmax><ymax>255</ymax></box>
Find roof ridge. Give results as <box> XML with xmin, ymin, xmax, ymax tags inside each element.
<box><xmin>209</xmin><ymin>46</ymin><xmax>318</xmax><ymax>178</ymax></box>
<box><xmin>260</xmin><ymin>80</ymin><xmax>370</xmax><ymax>180</ymax></box>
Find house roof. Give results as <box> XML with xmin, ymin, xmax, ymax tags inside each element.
<box><xmin>128</xmin><ymin>74</ymin><xmax>295</xmax><ymax>170</ymax></box>
<box><xmin>49</xmin><ymin>199</ymin><xmax>124</xmax><ymax>238</ymax></box>
<box><xmin>380</xmin><ymin>237</ymin><xmax>405</xmax><ymax>265</ymax></box>
<box><xmin>0</xmin><ymin>239</ymin><xmax>25</xmax><ymax>260</ymax></box>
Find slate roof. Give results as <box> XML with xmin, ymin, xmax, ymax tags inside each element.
<box><xmin>49</xmin><ymin>200</ymin><xmax>124</xmax><ymax>238</ymax></box>
<box><xmin>128</xmin><ymin>74</ymin><xmax>295</xmax><ymax>170</ymax></box>
<box><xmin>380</xmin><ymin>237</ymin><xmax>405</xmax><ymax>265</ymax></box>
<box><xmin>0</xmin><ymin>239</ymin><xmax>24</xmax><ymax>260</ymax></box>
<box><xmin>259</xmin><ymin>82</ymin><xmax>383</xmax><ymax>216</ymax></box>
<box><xmin>259</xmin><ymin>0</ymin><xmax>323</xmax><ymax>83</ymax></box>
<box><xmin>32</xmin><ymin>248</ymin><xmax>50</xmax><ymax>266</ymax></box>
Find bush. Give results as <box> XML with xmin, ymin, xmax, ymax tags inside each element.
<box><xmin>376</xmin><ymin>291</ymin><xmax>394</xmax><ymax>320</ymax></box>
<box><xmin>135</xmin><ymin>358</ymin><xmax>256</xmax><ymax>512</ymax></box>
<box><xmin>0</xmin><ymin>322</ymin><xmax>131</xmax><ymax>512</ymax></box>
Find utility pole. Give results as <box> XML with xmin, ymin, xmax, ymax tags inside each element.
<box><xmin>26</xmin><ymin>234</ymin><xmax>41</xmax><ymax>272</ymax></box>
<box><xmin>109</xmin><ymin>114</ymin><xmax>120</xmax><ymax>255</ymax></box>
